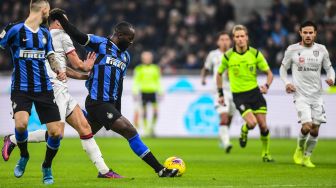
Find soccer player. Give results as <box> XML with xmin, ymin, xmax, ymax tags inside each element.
<box><xmin>132</xmin><ymin>51</ymin><xmax>163</xmax><ymax>137</ymax></box>
<box><xmin>51</xmin><ymin>10</ymin><xmax>178</xmax><ymax>177</ymax></box>
<box><xmin>2</xmin><ymin>8</ymin><xmax>120</xmax><ymax>178</ymax></box>
<box><xmin>0</xmin><ymin>0</ymin><xmax>66</xmax><ymax>184</ymax></box>
<box><xmin>280</xmin><ymin>21</ymin><xmax>335</xmax><ymax>168</ymax></box>
<box><xmin>201</xmin><ymin>31</ymin><xmax>235</xmax><ymax>153</ymax></box>
<box><xmin>216</xmin><ymin>25</ymin><xmax>274</xmax><ymax>162</ymax></box>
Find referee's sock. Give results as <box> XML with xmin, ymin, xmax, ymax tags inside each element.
<box><xmin>128</xmin><ymin>134</ymin><xmax>164</xmax><ymax>172</ymax></box>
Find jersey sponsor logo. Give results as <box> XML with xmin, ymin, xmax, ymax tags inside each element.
<box><xmin>0</xmin><ymin>30</ymin><xmax>5</xmax><ymax>39</ymax></box>
<box><xmin>106</xmin><ymin>56</ymin><xmax>127</xmax><ymax>71</ymax></box>
<box><xmin>19</xmin><ymin>50</ymin><xmax>45</xmax><ymax>59</ymax></box>
<box><xmin>298</xmin><ymin>66</ymin><xmax>319</xmax><ymax>72</ymax></box>
<box><xmin>313</xmin><ymin>51</ymin><xmax>319</xmax><ymax>57</ymax></box>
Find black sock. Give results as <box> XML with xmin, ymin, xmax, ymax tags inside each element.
<box><xmin>261</xmin><ymin>129</ymin><xmax>269</xmax><ymax>136</ymax></box>
<box><xmin>42</xmin><ymin>145</ymin><xmax>58</xmax><ymax>168</ymax></box>
<box><xmin>17</xmin><ymin>141</ymin><xmax>29</xmax><ymax>158</ymax></box>
<box><xmin>142</xmin><ymin>152</ymin><xmax>164</xmax><ymax>173</ymax></box>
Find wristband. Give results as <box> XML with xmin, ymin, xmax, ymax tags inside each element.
<box><xmin>217</xmin><ymin>88</ymin><xmax>224</xmax><ymax>97</ymax></box>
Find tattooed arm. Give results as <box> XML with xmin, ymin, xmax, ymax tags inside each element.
<box><xmin>47</xmin><ymin>54</ymin><xmax>67</xmax><ymax>81</ymax></box>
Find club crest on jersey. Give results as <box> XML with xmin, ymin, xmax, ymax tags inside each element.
<box><xmin>42</xmin><ymin>36</ymin><xmax>47</xmax><ymax>45</ymax></box>
<box><xmin>313</xmin><ymin>51</ymin><xmax>319</xmax><ymax>57</ymax></box>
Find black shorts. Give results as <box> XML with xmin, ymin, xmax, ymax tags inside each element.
<box><xmin>141</xmin><ymin>92</ymin><xmax>157</xmax><ymax>106</ymax></box>
<box><xmin>232</xmin><ymin>87</ymin><xmax>267</xmax><ymax>117</ymax></box>
<box><xmin>85</xmin><ymin>96</ymin><xmax>122</xmax><ymax>133</ymax></box>
<box><xmin>11</xmin><ymin>91</ymin><xmax>61</xmax><ymax>124</ymax></box>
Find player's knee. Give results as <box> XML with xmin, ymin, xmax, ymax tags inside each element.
<box><xmin>220</xmin><ymin>116</ymin><xmax>229</xmax><ymax>125</ymax></box>
<box><xmin>15</xmin><ymin>121</ymin><xmax>28</xmax><ymax>131</ymax></box>
<box><xmin>301</xmin><ymin>123</ymin><xmax>312</xmax><ymax>134</ymax></box>
<box><xmin>48</xmin><ymin>122</ymin><xmax>64</xmax><ymax>138</ymax></box>
<box><xmin>247</xmin><ymin>121</ymin><xmax>257</xmax><ymax>129</ymax></box>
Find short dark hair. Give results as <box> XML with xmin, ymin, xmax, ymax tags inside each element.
<box><xmin>217</xmin><ymin>31</ymin><xmax>230</xmax><ymax>39</ymax></box>
<box><xmin>300</xmin><ymin>21</ymin><xmax>317</xmax><ymax>31</ymax></box>
<box><xmin>114</xmin><ymin>21</ymin><xmax>134</xmax><ymax>35</ymax></box>
<box><xmin>30</xmin><ymin>0</ymin><xmax>49</xmax><ymax>12</ymax></box>
<box><xmin>48</xmin><ymin>8</ymin><xmax>66</xmax><ymax>24</ymax></box>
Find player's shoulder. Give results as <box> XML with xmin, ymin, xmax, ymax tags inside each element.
<box><xmin>2</xmin><ymin>22</ymin><xmax>24</xmax><ymax>33</ymax></box>
<box><xmin>223</xmin><ymin>48</ymin><xmax>234</xmax><ymax>60</ymax></box>
<box><xmin>313</xmin><ymin>43</ymin><xmax>328</xmax><ymax>52</ymax></box>
<box><xmin>286</xmin><ymin>43</ymin><xmax>302</xmax><ymax>52</ymax></box>
<box><xmin>124</xmin><ymin>50</ymin><xmax>131</xmax><ymax>63</ymax></box>
<box><xmin>248</xmin><ymin>46</ymin><xmax>260</xmax><ymax>57</ymax></box>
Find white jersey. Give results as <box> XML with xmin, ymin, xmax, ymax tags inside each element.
<box><xmin>281</xmin><ymin>43</ymin><xmax>335</xmax><ymax>100</ymax></box>
<box><xmin>204</xmin><ymin>49</ymin><xmax>230</xmax><ymax>91</ymax></box>
<box><xmin>46</xmin><ymin>29</ymin><xmax>75</xmax><ymax>89</ymax></box>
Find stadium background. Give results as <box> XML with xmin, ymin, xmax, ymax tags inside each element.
<box><xmin>0</xmin><ymin>0</ymin><xmax>336</xmax><ymax>138</ymax></box>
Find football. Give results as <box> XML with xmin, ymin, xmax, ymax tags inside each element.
<box><xmin>164</xmin><ymin>156</ymin><xmax>186</xmax><ymax>177</ymax></box>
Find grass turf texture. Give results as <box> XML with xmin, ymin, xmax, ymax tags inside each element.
<box><xmin>0</xmin><ymin>138</ymin><xmax>335</xmax><ymax>188</ymax></box>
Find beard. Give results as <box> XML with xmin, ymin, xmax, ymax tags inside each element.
<box><xmin>41</xmin><ymin>13</ymin><xmax>48</xmax><ymax>26</ymax></box>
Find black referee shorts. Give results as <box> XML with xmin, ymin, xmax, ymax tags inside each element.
<box><xmin>141</xmin><ymin>92</ymin><xmax>157</xmax><ymax>106</ymax></box>
<box><xmin>11</xmin><ymin>91</ymin><xmax>61</xmax><ymax>124</ymax></box>
<box><xmin>232</xmin><ymin>87</ymin><xmax>267</xmax><ymax>117</ymax></box>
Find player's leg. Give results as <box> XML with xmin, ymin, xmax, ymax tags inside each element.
<box><xmin>66</xmin><ymin>104</ymin><xmax>119</xmax><ymax>178</ymax></box>
<box><xmin>293</xmin><ymin>98</ymin><xmax>312</xmax><ymax>165</ymax></box>
<box><xmin>111</xmin><ymin>116</ymin><xmax>178</xmax><ymax>177</ymax></box>
<box><xmin>85</xmin><ymin>97</ymin><xmax>178</xmax><ymax>177</ymax></box>
<box><xmin>216</xmin><ymin>92</ymin><xmax>233</xmax><ymax>152</ymax></box>
<box><xmin>34</xmin><ymin>92</ymin><xmax>63</xmax><ymax>184</ymax></box>
<box><xmin>10</xmin><ymin>92</ymin><xmax>32</xmax><ymax>177</ymax></box>
<box><xmin>302</xmin><ymin>101</ymin><xmax>325</xmax><ymax>168</ymax></box>
<box><xmin>3</xmin><ymin>130</ymin><xmax>47</xmax><ymax>161</ymax></box>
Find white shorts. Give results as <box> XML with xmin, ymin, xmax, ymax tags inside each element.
<box><xmin>294</xmin><ymin>96</ymin><xmax>326</xmax><ymax>125</ymax></box>
<box><xmin>214</xmin><ymin>91</ymin><xmax>236</xmax><ymax>116</ymax></box>
<box><xmin>53</xmin><ymin>86</ymin><xmax>78</xmax><ymax>122</ymax></box>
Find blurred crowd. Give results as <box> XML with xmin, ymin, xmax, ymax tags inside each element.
<box><xmin>0</xmin><ymin>0</ymin><xmax>335</xmax><ymax>74</ymax></box>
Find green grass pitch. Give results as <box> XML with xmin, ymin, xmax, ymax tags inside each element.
<box><xmin>0</xmin><ymin>138</ymin><xmax>335</xmax><ymax>188</ymax></box>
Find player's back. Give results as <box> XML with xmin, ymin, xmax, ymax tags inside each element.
<box><xmin>286</xmin><ymin>42</ymin><xmax>328</xmax><ymax>98</ymax></box>
<box><xmin>0</xmin><ymin>22</ymin><xmax>53</xmax><ymax>92</ymax></box>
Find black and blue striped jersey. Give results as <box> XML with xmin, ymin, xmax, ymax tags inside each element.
<box><xmin>84</xmin><ymin>34</ymin><xmax>130</xmax><ymax>102</ymax></box>
<box><xmin>0</xmin><ymin>22</ymin><xmax>54</xmax><ymax>92</ymax></box>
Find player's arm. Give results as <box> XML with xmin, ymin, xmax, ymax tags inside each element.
<box><xmin>66</xmin><ymin>67</ymin><xmax>89</xmax><ymax>80</ymax></box>
<box><xmin>67</xmin><ymin>51</ymin><xmax>95</xmax><ymax>72</ymax></box>
<box><xmin>0</xmin><ymin>23</ymin><xmax>18</xmax><ymax>50</ymax></box>
<box><xmin>256</xmin><ymin>51</ymin><xmax>273</xmax><ymax>94</ymax></box>
<box><xmin>322</xmin><ymin>47</ymin><xmax>335</xmax><ymax>86</ymax></box>
<box><xmin>47</xmin><ymin>54</ymin><xmax>66</xmax><ymax>81</ymax></box>
<box><xmin>201</xmin><ymin>52</ymin><xmax>213</xmax><ymax>85</ymax></box>
<box><xmin>279</xmin><ymin>48</ymin><xmax>296</xmax><ymax>93</ymax></box>
<box><xmin>216</xmin><ymin>55</ymin><xmax>228</xmax><ymax>105</ymax></box>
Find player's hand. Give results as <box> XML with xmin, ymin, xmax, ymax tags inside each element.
<box><xmin>325</xmin><ymin>79</ymin><xmax>334</xmax><ymax>86</ymax></box>
<box><xmin>84</xmin><ymin>52</ymin><xmax>96</xmax><ymax>71</ymax></box>
<box><xmin>57</xmin><ymin>71</ymin><xmax>67</xmax><ymax>82</ymax></box>
<box><xmin>285</xmin><ymin>83</ymin><xmax>296</xmax><ymax>93</ymax></box>
<box><xmin>260</xmin><ymin>84</ymin><xmax>268</xmax><ymax>94</ymax></box>
<box><xmin>218</xmin><ymin>96</ymin><xmax>225</xmax><ymax>106</ymax></box>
